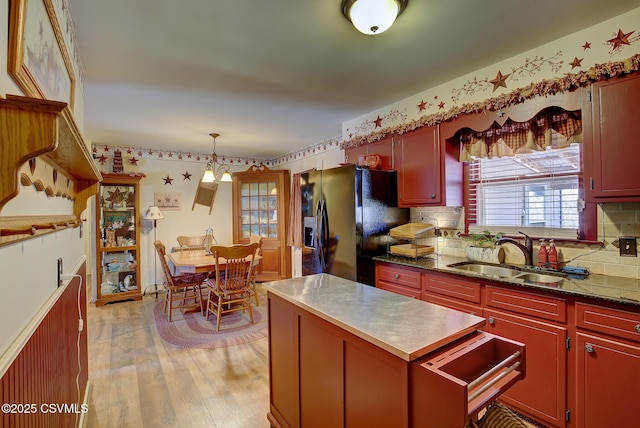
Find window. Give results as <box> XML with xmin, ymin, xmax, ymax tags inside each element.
<box><xmin>466</xmin><ymin>143</ymin><xmax>582</xmax><ymax>239</ymax></box>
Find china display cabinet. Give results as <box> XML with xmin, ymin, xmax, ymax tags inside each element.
<box><xmin>95</xmin><ymin>173</ymin><xmax>144</xmax><ymax>306</ymax></box>
<box><xmin>232</xmin><ymin>164</ymin><xmax>291</xmax><ymax>281</ymax></box>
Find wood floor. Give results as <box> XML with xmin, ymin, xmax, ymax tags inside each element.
<box><xmin>85</xmin><ymin>285</ymin><xmax>270</xmax><ymax>427</ymax></box>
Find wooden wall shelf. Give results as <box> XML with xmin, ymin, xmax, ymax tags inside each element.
<box><xmin>0</xmin><ymin>94</ymin><xmax>102</xmax><ymax>220</ymax></box>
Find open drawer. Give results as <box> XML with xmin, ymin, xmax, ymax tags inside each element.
<box><xmin>410</xmin><ymin>331</ymin><xmax>526</xmax><ymax>427</ymax></box>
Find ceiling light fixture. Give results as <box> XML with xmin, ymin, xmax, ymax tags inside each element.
<box><xmin>341</xmin><ymin>0</ymin><xmax>408</xmax><ymax>35</ymax></box>
<box><xmin>201</xmin><ymin>133</ymin><xmax>232</xmax><ymax>183</ymax></box>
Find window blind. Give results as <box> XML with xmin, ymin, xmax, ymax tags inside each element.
<box><xmin>467</xmin><ymin>144</ymin><xmax>582</xmax><ymax>239</ymax></box>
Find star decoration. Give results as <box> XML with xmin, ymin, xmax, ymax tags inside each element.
<box><xmin>92</xmin><ymin>147</ymin><xmax>98</xmax><ymax>154</ymax></box>
<box><xmin>129</xmin><ymin>157</ymin><xmax>139</xmax><ymax>166</ymax></box>
<box><xmin>438</xmin><ymin>101</ymin><xmax>445</xmax><ymax>109</ymax></box>
<box><xmin>569</xmin><ymin>57</ymin><xmax>583</xmax><ymax>69</ymax></box>
<box><xmin>182</xmin><ymin>171</ymin><xmax>192</xmax><ymax>180</ymax></box>
<box><xmin>489</xmin><ymin>70</ymin><xmax>510</xmax><ymax>92</ymax></box>
<box><xmin>98</xmin><ymin>154</ymin><xmax>107</xmax><ymax>165</ymax></box>
<box><xmin>607</xmin><ymin>29</ymin><xmax>634</xmax><ymax>51</ymax></box>
<box><xmin>102</xmin><ymin>146</ymin><xmax>110</xmax><ymax>153</ymax></box>
<box><xmin>418</xmin><ymin>100</ymin><xmax>427</xmax><ymax>111</ymax></box>
<box><xmin>148</xmin><ymin>149</ymin><xmax>153</xmax><ymax>155</ymax></box>
<box><xmin>126</xmin><ymin>148</ymin><xmax>133</xmax><ymax>155</ymax></box>
<box><xmin>106</xmin><ymin>187</ymin><xmax>127</xmax><ymax>205</ymax></box>
<box><xmin>373</xmin><ymin>115</ymin><xmax>383</xmax><ymax>128</ymax></box>
<box><xmin>163</xmin><ymin>175</ymin><xmax>173</xmax><ymax>185</ymax></box>
<box><xmin>582</xmin><ymin>41</ymin><xmax>591</xmax><ymax>50</ymax></box>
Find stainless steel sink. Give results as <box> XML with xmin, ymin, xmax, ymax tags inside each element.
<box><xmin>513</xmin><ymin>273</ymin><xmax>564</xmax><ymax>287</ymax></box>
<box><xmin>447</xmin><ymin>262</ymin><xmax>565</xmax><ymax>286</ymax></box>
<box><xmin>448</xmin><ymin>263</ymin><xmax>522</xmax><ymax>278</ymax></box>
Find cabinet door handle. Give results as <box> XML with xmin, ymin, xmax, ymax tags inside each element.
<box><xmin>585</xmin><ymin>344</ymin><xmax>594</xmax><ymax>353</ymax></box>
<box><xmin>488</xmin><ymin>317</ymin><xmax>495</xmax><ymax>325</ymax></box>
<box><xmin>394</xmin><ymin>273</ymin><xmax>400</xmax><ymax>280</ymax></box>
<box><xmin>635</xmin><ymin>324</ymin><xmax>640</xmax><ymax>333</ymax></box>
<box><xmin>430</xmin><ymin>193</ymin><xmax>436</xmax><ymax>199</ymax></box>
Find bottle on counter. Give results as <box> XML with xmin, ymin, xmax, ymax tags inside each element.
<box><xmin>548</xmin><ymin>239</ymin><xmax>558</xmax><ymax>270</ymax></box>
<box><xmin>538</xmin><ymin>239</ymin><xmax>548</xmax><ymax>268</ymax></box>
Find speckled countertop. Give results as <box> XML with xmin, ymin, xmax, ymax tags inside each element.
<box><xmin>374</xmin><ymin>254</ymin><xmax>640</xmax><ymax>307</ymax></box>
<box><xmin>265</xmin><ymin>273</ymin><xmax>485</xmax><ymax>362</ymax></box>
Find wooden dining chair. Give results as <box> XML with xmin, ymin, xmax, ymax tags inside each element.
<box><xmin>248</xmin><ymin>234</ymin><xmax>263</xmax><ymax>306</ymax></box>
<box><xmin>176</xmin><ymin>235</ymin><xmax>207</xmax><ymax>252</ymax></box>
<box><xmin>205</xmin><ymin>243</ymin><xmax>259</xmax><ymax>331</ymax></box>
<box><xmin>154</xmin><ymin>240</ymin><xmax>207</xmax><ymax>322</ymax></box>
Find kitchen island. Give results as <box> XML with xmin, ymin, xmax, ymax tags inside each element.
<box><xmin>266</xmin><ymin>274</ymin><xmax>525</xmax><ymax>428</ymax></box>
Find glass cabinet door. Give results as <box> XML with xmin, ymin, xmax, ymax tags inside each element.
<box><xmin>98</xmin><ymin>184</ymin><xmax>138</xmax><ymax>296</ymax></box>
<box><xmin>240</xmin><ymin>180</ymin><xmax>278</xmax><ymax>239</ymax></box>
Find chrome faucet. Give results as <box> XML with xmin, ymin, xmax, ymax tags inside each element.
<box><xmin>495</xmin><ymin>231</ymin><xmax>533</xmax><ymax>267</ymax></box>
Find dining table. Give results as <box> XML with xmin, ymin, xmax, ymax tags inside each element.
<box><xmin>167</xmin><ymin>248</ymin><xmax>261</xmax><ymax>275</ymax></box>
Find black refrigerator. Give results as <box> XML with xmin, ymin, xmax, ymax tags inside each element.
<box><xmin>301</xmin><ymin>165</ymin><xmax>410</xmax><ymax>286</ymax></box>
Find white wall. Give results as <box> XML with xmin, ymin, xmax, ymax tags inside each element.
<box><xmin>0</xmin><ymin>0</ymin><xmax>87</xmax><ymax>358</ymax></box>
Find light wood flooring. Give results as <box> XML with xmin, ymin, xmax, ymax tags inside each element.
<box><xmin>85</xmin><ymin>285</ymin><xmax>270</xmax><ymax>427</ymax></box>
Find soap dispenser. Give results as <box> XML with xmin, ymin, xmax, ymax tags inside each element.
<box><xmin>548</xmin><ymin>239</ymin><xmax>558</xmax><ymax>270</ymax></box>
<box><xmin>538</xmin><ymin>239</ymin><xmax>548</xmax><ymax>268</ymax></box>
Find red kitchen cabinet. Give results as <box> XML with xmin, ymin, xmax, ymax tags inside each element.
<box><xmin>376</xmin><ymin>262</ymin><xmax>422</xmax><ymax>299</ymax></box>
<box><xmin>393</xmin><ymin>125</ymin><xmax>462</xmax><ymax>207</ymax></box>
<box><xmin>423</xmin><ymin>271</ymin><xmax>483</xmax><ymax>315</ymax></box>
<box><xmin>585</xmin><ymin>72</ymin><xmax>640</xmax><ymax>201</ymax></box>
<box><xmin>574</xmin><ymin>302</ymin><xmax>640</xmax><ymax>427</ymax></box>
<box><xmin>344</xmin><ymin>135</ymin><xmax>393</xmax><ymax>170</ymax></box>
<box><xmin>484</xmin><ymin>308</ymin><xmax>567</xmax><ymax>428</ymax></box>
<box><xmin>575</xmin><ymin>333</ymin><xmax>640</xmax><ymax>427</ymax></box>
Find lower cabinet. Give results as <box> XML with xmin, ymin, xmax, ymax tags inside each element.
<box><xmin>484</xmin><ymin>308</ymin><xmax>567</xmax><ymax>427</ymax></box>
<box><xmin>375</xmin><ymin>262</ymin><xmax>421</xmax><ymax>299</ymax></box>
<box><xmin>375</xmin><ymin>261</ymin><xmax>640</xmax><ymax>428</ymax></box>
<box><xmin>574</xmin><ymin>302</ymin><xmax>640</xmax><ymax>427</ymax></box>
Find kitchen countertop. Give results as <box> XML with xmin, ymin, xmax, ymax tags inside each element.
<box><xmin>265</xmin><ymin>273</ymin><xmax>486</xmax><ymax>361</ymax></box>
<box><xmin>374</xmin><ymin>254</ymin><xmax>640</xmax><ymax>307</ymax></box>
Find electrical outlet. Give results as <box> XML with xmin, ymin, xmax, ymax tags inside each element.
<box><xmin>57</xmin><ymin>258</ymin><xmax>63</xmax><ymax>287</ymax></box>
<box><xmin>619</xmin><ymin>236</ymin><xmax>637</xmax><ymax>257</ymax></box>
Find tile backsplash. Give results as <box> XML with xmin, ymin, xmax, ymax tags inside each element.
<box><xmin>412</xmin><ymin>203</ymin><xmax>640</xmax><ymax>279</ymax></box>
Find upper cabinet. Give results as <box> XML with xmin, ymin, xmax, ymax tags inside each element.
<box><xmin>394</xmin><ymin>125</ymin><xmax>462</xmax><ymax>207</ymax></box>
<box><xmin>584</xmin><ymin>72</ymin><xmax>640</xmax><ymax>202</ymax></box>
<box><xmin>232</xmin><ymin>164</ymin><xmax>292</xmax><ymax>282</ymax></box>
<box><xmin>344</xmin><ymin>135</ymin><xmax>394</xmax><ymax>171</ymax></box>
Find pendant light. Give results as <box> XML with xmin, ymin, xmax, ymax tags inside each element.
<box><xmin>201</xmin><ymin>133</ymin><xmax>232</xmax><ymax>183</ymax></box>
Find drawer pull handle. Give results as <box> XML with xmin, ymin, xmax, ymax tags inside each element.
<box><xmin>468</xmin><ymin>352</ymin><xmax>521</xmax><ymax>403</ymax></box>
<box><xmin>394</xmin><ymin>273</ymin><xmax>399</xmax><ymax>280</ymax></box>
<box><xmin>635</xmin><ymin>324</ymin><xmax>640</xmax><ymax>333</ymax></box>
<box><xmin>585</xmin><ymin>344</ymin><xmax>594</xmax><ymax>353</ymax></box>
<box><xmin>430</xmin><ymin>193</ymin><xmax>436</xmax><ymax>199</ymax></box>
<box><xmin>488</xmin><ymin>317</ymin><xmax>495</xmax><ymax>325</ymax></box>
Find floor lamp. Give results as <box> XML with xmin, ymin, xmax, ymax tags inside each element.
<box><xmin>143</xmin><ymin>206</ymin><xmax>164</xmax><ymax>298</ymax></box>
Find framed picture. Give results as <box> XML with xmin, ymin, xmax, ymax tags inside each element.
<box><xmin>155</xmin><ymin>192</ymin><xmax>182</xmax><ymax>210</ymax></box>
<box><xmin>103</xmin><ymin>210</ymin><xmax>130</xmax><ymax>229</ymax></box>
<box><xmin>8</xmin><ymin>0</ymin><xmax>76</xmax><ymax>108</ymax></box>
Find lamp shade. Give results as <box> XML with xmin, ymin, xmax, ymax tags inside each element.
<box><xmin>342</xmin><ymin>0</ymin><xmax>408</xmax><ymax>35</ymax></box>
<box><xmin>201</xmin><ymin>167</ymin><xmax>215</xmax><ymax>183</ymax></box>
<box><xmin>143</xmin><ymin>206</ymin><xmax>164</xmax><ymax>220</ymax></box>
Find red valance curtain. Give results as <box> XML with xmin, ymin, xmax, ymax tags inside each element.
<box><xmin>458</xmin><ymin>107</ymin><xmax>582</xmax><ymax>161</ymax></box>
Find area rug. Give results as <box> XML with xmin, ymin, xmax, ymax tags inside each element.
<box><xmin>153</xmin><ymin>298</ymin><xmax>268</xmax><ymax>349</ymax></box>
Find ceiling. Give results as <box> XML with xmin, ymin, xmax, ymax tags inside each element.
<box><xmin>68</xmin><ymin>0</ymin><xmax>640</xmax><ymax>160</ymax></box>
